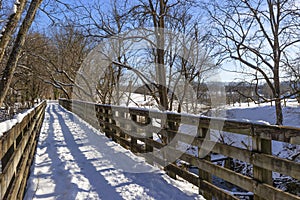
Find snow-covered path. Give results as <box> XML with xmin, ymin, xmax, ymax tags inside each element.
<box><xmin>24</xmin><ymin>103</ymin><xmax>203</xmax><ymax>200</ymax></box>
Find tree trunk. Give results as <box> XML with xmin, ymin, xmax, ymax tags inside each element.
<box><xmin>0</xmin><ymin>0</ymin><xmax>43</xmax><ymax>108</ymax></box>
<box><xmin>275</xmin><ymin>98</ymin><xmax>283</xmax><ymax>125</ymax></box>
<box><xmin>156</xmin><ymin>0</ymin><xmax>168</xmax><ymax>111</ymax></box>
<box><xmin>0</xmin><ymin>0</ymin><xmax>27</xmax><ymax>62</ymax></box>
<box><xmin>274</xmin><ymin>68</ymin><xmax>283</xmax><ymax>125</ymax></box>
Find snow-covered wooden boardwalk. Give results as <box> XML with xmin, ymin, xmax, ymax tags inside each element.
<box><xmin>24</xmin><ymin>103</ymin><xmax>203</xmax><ymax>200</ymax></box>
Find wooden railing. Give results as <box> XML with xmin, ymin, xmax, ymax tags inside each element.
<box><xmin>0</xmin><ymin>101</ymin><xmax>46</xmax><ymax>200</ymax></box>
<box><xmin>59</xmin><ymin>99</ymin><xmax>300</xmax><ymax>200</ymax></box>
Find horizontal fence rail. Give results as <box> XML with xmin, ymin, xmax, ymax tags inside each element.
<box><xmin>59</xmin><ymin>99</ymin><xmax>300</xmax><ymax>200</ymax></box>
<box><xmin>0</xmin><ymin>101</ymin><xmax>46</xmax><ymax>200</ymax></box>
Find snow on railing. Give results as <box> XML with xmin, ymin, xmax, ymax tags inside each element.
<box><xmin>0</xmin><ymin>101</ymin><xmax>44</xmax><ymax>137</ymax></box>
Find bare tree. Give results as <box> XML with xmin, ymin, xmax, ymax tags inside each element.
<box><xmin>206</xmin><ymin>0</ymin><xmax>300</xmax><ymax>125</ymax></box>
<box><xmin>0</xmin><ymin>0</ymin><xmax>43</xmax><ymax>108</ymax></box>
<box><xmin>41</xmin><ymin>24</ymin><xmax>90</xmax><ymax>99</ymax></box>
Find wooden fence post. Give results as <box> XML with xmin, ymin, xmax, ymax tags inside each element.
<box><xmin>252</xmin><ymin>127</ymin><xmax>272</xmax><ymax>200</ymax></box>
<box><xmin>118</xmin><ymin>110</ymin><xmax>127</xmax><ymax>140</ymax></box>
<box><xmin>103</xmin><ymin>108</ymin><xmax>109</xmax><ymax>138</ymax></box>
<box><xmin>131</xmin><ymin>114</ymin><xmax>138</xmax><ymax>153</ymax></box>
<box><xmin>145</xmin><ymin>115</ymin><xmax>153</xmax><ymax>153</ymax></box>
<box><xmin>109</xmin><ymin>109</ymin><xmax>116</xmax><ymax>142</ymax></box>
<box><xmin>165</xmin><ymin>115</ymin><xmax>179</xmax><ymax>179</ymax></box>
<box><xmin>198</xmin><ymin>127</ymin><xmax>212</xmax><ymax>200</ymax></box>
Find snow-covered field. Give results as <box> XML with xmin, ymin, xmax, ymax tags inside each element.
<box><xmin>225</xmin><ymin>100</ymin><xmax>300</xmax><ymax>127</ymax></box>
<box><xmin>24</xmin><ymin>103</ymin><xmax>204</xmax><ymax>200</ymax></box>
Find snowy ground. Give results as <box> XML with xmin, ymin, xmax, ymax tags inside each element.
<box><xmin>24</xmin><ymin>103</ymin><xmax>204</xmax><ymax>200</ymax></box>
<box><xmin>225</xmin><ymin>99</ymin><xmax>300</xmax><ymax>127</ymax></box>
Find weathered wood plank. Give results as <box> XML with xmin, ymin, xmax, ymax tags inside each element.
<box><xmin>200</xmin><ymin>180</ymin><xmax>240</xmax><ymax>200</ymax></box>
<box><xmin>255</xmin><ymin>182</ymin><xmax>300</xmax><ymax>200</ymax></box>
<box><xmin>253</xmin><ymin>153</ymin><xmax>300</xmax><ymax>180</ymax></box>
<box><xmin>165</xmin><ymin>163</ymin><xmax>239</xmax><ymax>200</ymax></box>
<box><xmin>143</xmin><ymin>138</ymin><xmax>165</xmax><ymax>149</ymax></box>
